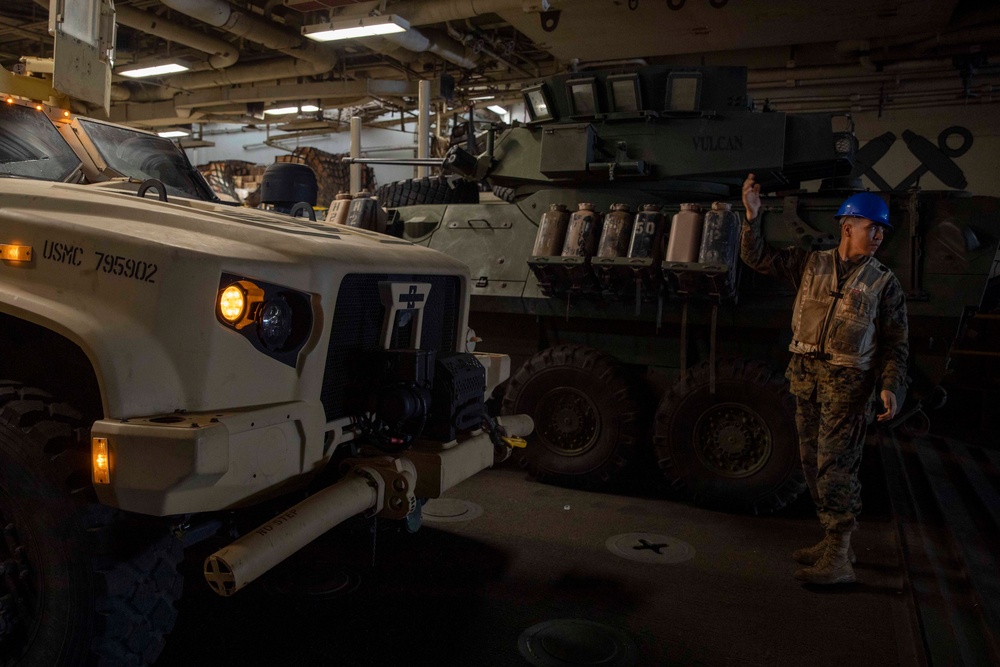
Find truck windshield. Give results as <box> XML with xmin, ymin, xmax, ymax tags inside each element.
<box><xmin>0</xmin><ymin>104</ymin><xmax>81</xmax><ymax>182</ymax></box>
<box><xmin>76</xmin><ymin>118</ymin><xmax>216</xmax><ymax>201</ymax></box>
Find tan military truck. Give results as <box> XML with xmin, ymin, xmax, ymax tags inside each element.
<box><xmin>0</xmin><ymin>97</ymin><xmax>527</xmax><ymax>666</ymax></box>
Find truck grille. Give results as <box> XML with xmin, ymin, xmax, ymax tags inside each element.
<box><xmin>320</xmin><ymin>273</ymin><xmax>461</xmax><ymax>422</ymax></box>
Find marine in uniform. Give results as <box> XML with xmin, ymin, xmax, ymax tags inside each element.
<box><xmin>740</xmin><ymin>174</ymin><xmax>909</xmax><ymax>585</ymax></box>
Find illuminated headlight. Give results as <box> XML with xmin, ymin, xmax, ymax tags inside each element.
<box><xmin>219</xmin><ymin>284</ymin><xmax>246</xmax><ymax>322</ymax></box>
<box><xmin>217</xmin><ymin>280</ymin><xmax>264</xmax><ymax>330</ymax></box>
<box><xmin>216</xmin><ymin>273</ymin><xmax>314</xmax><ymax>366</ymax></box>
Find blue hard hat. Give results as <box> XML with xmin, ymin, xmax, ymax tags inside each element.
<box><xmin>835</xmin><ymin>192</ymin><xmax>891</xmax><ymax>229</ymax></box>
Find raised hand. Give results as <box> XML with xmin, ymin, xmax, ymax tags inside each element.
<box><xmin>742</xmin><ymin>173</ymin><xmax>761</xmax><ymax>222</ymax></box>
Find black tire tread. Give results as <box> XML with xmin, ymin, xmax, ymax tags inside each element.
<box><xmin>491</xmin><ymin>185</ymin><xmax>517</xmax><ymax>203</ymax></box>
<box><xmin>375</xmin><ymin>176</ymin><xmax>480</xmax><ymax>207</ymax></box>
<box><xmin>0</xmin><ymin>381</ymin><xmax>183</xmax><ymax>667</ymax></box>
<box><xmin>501</xmin><ymin>344</ymin><xmax>641</xmax><ymax>487</ymax></box>
<box><xmin>653</xmin><ymin>358</ymin><xmax>806</xmax><ymax>514</ymax></box>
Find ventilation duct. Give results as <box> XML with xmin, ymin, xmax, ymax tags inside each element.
<box><xmin>116</xmin><ymin>5</ymin><xmax>239</xmax><ymax>69</ymax></box>
<box><xmin>160</xmin><ymin>0</ymin><xmax>338</xmax><ymax>70</ymax></box>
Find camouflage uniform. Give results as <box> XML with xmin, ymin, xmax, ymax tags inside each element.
<box><xmin>741</xmin><ymin>216</ymin><xmax>909</xmax><ymax>532</ymax></box>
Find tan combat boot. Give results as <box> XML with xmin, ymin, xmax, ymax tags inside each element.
<box><xmin>792</xmin><ymin>534</ymin><xmax>857</xmax><ymax>565</ymax></box>
<box><xmin>794</xmin><ymin>531</ymin><xmax>856</xmax><ymax>584</ymax></box>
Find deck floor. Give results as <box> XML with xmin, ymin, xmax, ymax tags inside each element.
<box><xmin>158</xmin><ymin>439</ymin><xmax>935</xmax><ymax>666</ymax></box>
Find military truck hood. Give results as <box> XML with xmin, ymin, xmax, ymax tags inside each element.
<box><xmin>0</xmin><ymin>179</ymin><xmax>464</xmax><ymax>273</ymax></box>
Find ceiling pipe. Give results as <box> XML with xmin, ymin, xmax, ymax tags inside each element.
<box><xmin>115</xmin><ymin>5</ymin><xmax>238</xmax><ymax>69</ymax></box>
<box><xmin>111</xmin><ymin>83</ymin><xmax>179</xmax><ymax>102</ymax></box>
<box><xmin>908</xmin><ymin>24</ymin><xmax>1000</xmax><ymax>53</ymax></box>
<box><xmin>169</xmin><ymin>57</ymin><xmax>333</xmax><ymax>90</ymax></box>
<box><xmin>462</xmin><ymin>18</ymin><xmax>538</xmax><ymax>75</ymax></box>
<box><xmin>444</xmin><ymin>22</ymin><xmax>531</xmax><ymax>76</ymax></box>
<box><xmin>754</xmin><ymin>76</ymin><xmax>1000</xmax><ymax>102</ymax></box>
<box><xmin>380</xmin><ymin>26</ymin><xmax>478</xmax><ymax>69</ymax></box>
<box><xmin>748</xmin><ymin>58</ymin><xmax>955</xmax><ymax>85</ymax></box>
<box><xmin>388</xmin><ymin>0</ymin><xmax>553</xmax><ymax>27</ymax></box>
<box><xmin>749</xmin><ymin>72</ymin><xmax>962</xmax><ymax>93</ymax></box>
<box><xmin>834</xmin><ymin>26</ymin><xmax>1000</xmax><ymax>66</ymax></box>
<box><xmin>769</xmin><ymin>97</ymin><xmax>996</xmax><ymax>114</ymax></box>
<box><xmin>159</xmin><ymin>0</ymin><xmax>337</xmax><ymax>70</ymax></box>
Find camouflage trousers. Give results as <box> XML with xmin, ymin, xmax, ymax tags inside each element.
<box><xmin>794</xmin><ymin>397</ymin><xmax>868</xmax><ymax>533</ymax></box>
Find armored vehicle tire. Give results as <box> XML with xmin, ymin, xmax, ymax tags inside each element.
<box><xmin>501</xmin><ymin>345</ymin><xmax>641</xmax><ymax>487</ymax></box>
<box><xmin>491</xmin><ymin>185</ymin><xmax>517</xmax><ymax>202</ymax></box>
<box><xmin>653</xmin><ymin>359</ymin><xmax>806</xmax><ymax>515</ymax></box>
<box><xmin>375</xmin><ymin>176</ymin><xmax>480</xmax><ymax>207</ymax></box>
<box><xmin>0</xmin><ymin>382</ymin><xmax>183</xmax><ymax>666</ymax></box>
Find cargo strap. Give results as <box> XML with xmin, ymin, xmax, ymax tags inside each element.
<box><xmin>710</xmin><ymin>303</ymin><xmax>718</xmax><ymax>395</ymax></box>
<box><xmin>680</xmin><ymin>301</ymin><xmax>688</xmax><ymax>377</ymax></box>
<box><xmin>679</xmin><ymin>302</ymin><xmax>718</xmax><ymax>394</ymax></box>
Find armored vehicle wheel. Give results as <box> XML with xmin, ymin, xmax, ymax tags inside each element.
<box><xmin>374</xmin><ymin>176</ymin><xmax>480</xmax><ymax>207</ymax></box>
<box><xmin>653</xmin><ymin>359</ymin><xmax>806</xmax><ymax>514</ymax></box>
<box><xmin>501</xmin><ymin>345</ymin><xmax>641</xmax><ymax>487</ymax></box>
<box><xmin>0</xmin><ymin>382</ymin><xmax>183</xmax><ymax>667</ymax></box>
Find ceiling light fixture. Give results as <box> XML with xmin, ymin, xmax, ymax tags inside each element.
<box><xmin>157</xmin><ymin>129</ymin><xmax>190</xmax><ymax>138</ymax></box>
<box><xmin>300</xmin><ymin>104</ymin><xmax>320</xmax><ymax>112</ymax></box>
<box><xmin>264</xmin><ymin>106</ymin><xmax>300</xmax><ymax>115</ymax></box>
<box><xmin>302</xmin><ymin>14</ymin><xmax>410</xmax><ymax>42</ymax></box>
<box><xmin>487</xmin><ymin>105</ymin><xmax>508</xmax><ymax>116</ymax></box>
<box><xmin>118</xmin><ymin>63</ymin><xmax>189</xmax><ymax>78</ymax></box>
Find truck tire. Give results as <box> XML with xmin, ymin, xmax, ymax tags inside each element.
<box><xmin>501</xmin><ymin>345</ymin><xmax>641</xmax><ymax>487</ymax></box>
<box><xmin>0</xmin><ymin>382</ymin><xmax>183</xmax><ymax>666</ymax></box>
<box><xmin>374</xmin><ymin>176</ymin><xmax>480</xmax><ymax>207</ymax></box>
<box><xmin>653</xmin><ymin>359</ymin><xmax>806</xmax><ymax>514</ymax></box>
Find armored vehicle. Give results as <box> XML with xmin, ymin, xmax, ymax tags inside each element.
<box><xmin>375</xmin><ymin>64</ymin><xmax>1000</xmax><ymax>514</ymax></box>
<box><xmin>0</xmin><ymin>91</ymin><xmax>528</xmax><ymax>666</ymax></box>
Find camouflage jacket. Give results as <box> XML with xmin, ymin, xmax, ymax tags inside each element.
<box><xmin>740</xmin><ymin>216</ymin><xmax>909</xmax><ymax>406</ymax></box>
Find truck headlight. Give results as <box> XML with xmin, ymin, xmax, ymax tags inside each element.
<box><xmin>219</xmin><ymin>284</ymin><xmax>246</xmax><ymax>322</ymax></box>
<box><xmin>258</xmin><ymin>296</ymin><xmax>293</xmax><ymax>351</ymax></box>
<box><xmin>216</xmin><ymin>273</ymin><xmax>314</xmax><ymax>366</ymax></box>
<box><xmin>217</xmin><ymin>280</ymin><xmax>264</xmax><ymax>330</ymax></box>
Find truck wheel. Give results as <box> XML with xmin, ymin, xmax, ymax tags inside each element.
<box><xmin>0</xmin><ymin>382</ymin><xmax>183</xmax><ymax>666</ymax></box>
<box><xmin>653</xmin><ymin>359</ymin><xmax>806</xmax><ymax>514</ymax></box>
<box><xmin>501</xmin><ymin>345</ymin><xmax>641</xmax><ymax>487</ymax></box>
<box><xmin>374</xmin><ymin>176</ymin><xmax>480</xmax><ymax>207</ymax></box>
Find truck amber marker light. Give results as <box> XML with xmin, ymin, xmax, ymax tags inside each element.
<box><xmin>0</xmin><ymin>244</ymin><xmax>32</xmax><ymax>261</ymax></box>
<box><xmin>92</xmin><ymin>438</ymin><xmax>110</xmax><ymax>484</ymax></box>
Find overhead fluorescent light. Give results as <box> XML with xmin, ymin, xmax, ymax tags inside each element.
<box><xmin>157</xmin><ymin>129</ymin><xmax>190</xmax><ymax>138</ymax></box>
<box><xmin>487</xmin><ymin>105</ymin><xmax>508</xmax><ymax>116</ymax></box>
<box><xmin>300</xmin><ymin>104</ymin><xmax>320</xmax><ymax>112</ymax></box>
<box><xmin>264</xmin><ymin>106</ymin><xmax>300</xmax><ymax>115</ymax></box>
<box><xmin>469</xmin><ymin>95</ymin><xmax>496</xmax><ymax>101</ymax></box>
<box><xmin>118</xmin><ymin>63</ymin><xmax>189</xmax><ymax>78</ymax></box>
<box><xmin>302</xmin><ymin>14</ymin><xmax>409</xmax><ymax>42</ymax></box>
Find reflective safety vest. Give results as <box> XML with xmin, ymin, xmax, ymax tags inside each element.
<box><xmin>789</xmin><ymin>249</ymin><xmax>893</xmax><ymax>370</ymax></box>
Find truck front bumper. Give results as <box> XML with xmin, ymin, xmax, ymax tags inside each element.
<box><xmin>91</xmin><ymin>400</ymin><xmax>327</xmax><ymax>516</ymax></box>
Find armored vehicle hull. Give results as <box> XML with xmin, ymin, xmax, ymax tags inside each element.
<box><xmin>388</xmin><ymin>184</ymin><xmax>999</xmax><ymax>514</ymax></box>
<box><xmin>370</xmin><ymin>63</ymin><xmax>1000</xmax><ymax>513</ymax></box>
